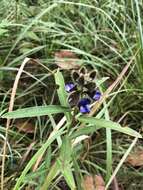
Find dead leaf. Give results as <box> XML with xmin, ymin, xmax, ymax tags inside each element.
<box><xmin>55</xmin><ymin>50</ymin><xmax>80</xmax><ymax>70</ymax></box>
<box><xmin>126</xmin><ymin>150</ymin><xmax>143</xmax><ymax>166</ymax></box>
<box><xmin>94</xmin><ymin>175</ymin><xmax>105</xmax><ymax>190</ymax></box>
<box><xmin>82</xmin><ymin>175</ymin><xmax>105</xmax><ymax>190</ymax></box>
<box><xmin>82</xmin><ymin>175</ymin><xmax>95</xmax><ymax>190</ymax></box>
<box><xmin>15</xmin><ymin>120</ymin><xmax>35</xmax><ymax>133</ymax></box>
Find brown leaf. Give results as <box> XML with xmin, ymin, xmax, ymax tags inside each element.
<box><xmin>126</xmin><ymin>150</ymin><xmax>143</xmax><ymax>166</ymax></box>
<box><xmin>82</xmin><ymin>175</ymin><xmax>95</xmax><ymax>190</ymax></box>
<box><xmin>15</xmin><ymin>120</ymin><xmax>35</xmax><ymax>133</ymax></box>
<box><xmin>55</xmin><ymin>50</ymin><xmax>80</xmax><ymax>70</ymax></box>
<box><xmin>82</xmin><ymin>175</ymin><xmax>105</xmax><ymax>190</ymax></box>
<box><xmin>94</xmin><ymin>175</ymin><xmax>105</xmax><ymax>190</ymax></box>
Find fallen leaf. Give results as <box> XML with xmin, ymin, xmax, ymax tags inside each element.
<box><xmin>126</xmin><ymin>150</ymin><xmax>143</xmax><ymax>166</ymax></box>
<box><xmin>82</xmin><ymin>175</ymin><xmax>105</xmax><ymax>190</ymax></box>
<box><xmin>94</xmin><ymin>175</ymin><xmax>105</xmax><ymax>190</ymax></box>
<box><xmin>15</xmin><ymin>120</ymin><xmax>35</xmax><ymax>133</ymax></box>
<box><xmin>55</xmin><ymin>50</ymin><xmax>80</xmax><ymax>70</ymax></box>
<box><xmin>82</xmin><ymin>175</ymin><xmax>95</xmax><ymax>190</ymax></box>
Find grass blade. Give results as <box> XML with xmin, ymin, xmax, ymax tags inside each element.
<box><xmin>13</xmin><ymin>127</ymin><xmax>65</xmax><ymax>190</ymax></box>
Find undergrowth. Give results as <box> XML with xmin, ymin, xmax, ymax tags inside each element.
<box><xmin>0</xmin><ymin>0</ymin><xmax>143</xmax><ymax>190</ymax></box>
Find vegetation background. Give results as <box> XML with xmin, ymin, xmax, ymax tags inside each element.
<box><xmin>0</xmin><ymin>0</ymin><xmax>143</xmax><ymax>189</ymax></box>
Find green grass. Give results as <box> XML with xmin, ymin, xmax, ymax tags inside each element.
<box><xmin>0</xmin><ymin>0</ymin><xmax>143</xmax><ymax>190</ymax></box>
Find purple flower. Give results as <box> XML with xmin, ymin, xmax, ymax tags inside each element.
<box><xmin>78</xmin><ymin>98</ymin><xmax>91</xmax><ymax>113</ymax></box>
<box><xmin>79</xmin><ymin>104</ymin><xmax>90</xmax><ymax>113</ymax></box>
<box><xmin>78</xmin><ymin>98</ymin><xmax>90</xmax><ymax>106</ymax></box>
<box><xmin>92</xmin><ymin>90</ymin><xmax>101</xmax><ymax>101</ymax></box>
<box><xmin>65</xmin><ymin>83</ymin><xmax>75</xmax><ymax>92</ymax></box>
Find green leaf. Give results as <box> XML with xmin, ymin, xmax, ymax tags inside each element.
<box><xmin>70</xmin><ymin>125</ymin><xmax>102</xmax><ymax>139</ymax></box>
<box><xmin>77</xmin><ymin>116</ymin><xmax>142</xmax><ymax>138</ymax></box>
<box><xmin>13</xmin><ymin>127</ymin><xmax>65</xmax><ymax>190</ymax></box>
<box><xmin>58</xmin><ymin>136</ymin><xmax>76</xmax><ymax>189</ymax></box>
<box><xmin>60</xmin><ymin>136</ymin><xmax>72</xmax><ymax>164</ymax></box>
<box><xmin>59</xmin><ymin>163</ymin><xmax>76</xmax><ymax>190</ymax></box>
<box><xmin>54</xmin><ymin>70</ymin><xmax>71</xmax><ymax>122</ymax></box>
<box><xmin>96</xmin><ymin>77</ymin><xmax>109</xmax><ymax>87</ymax></box>
<box><xmin>0</xmin><ymin>28</ymin><xmax>8</xmax><ymax>36</ymax></box>
<box><xmin>54</xmin><ymin>70</ymin><xmax>69</xmax><ymax>107</ymax></box>
<box><xmin>41</xmin><ymin>161</ymin><xmax>60</xmax><ymax>190</ymax></box>
<box><xmin>72</xmin><ymin>151</ymin><xmax>82</xmax><ymax>190</ymax></box>
<box><xmin>26</xmin><ymin>31</ymin><xmax>40</xmax><ymax>41</ymax></box>
<box><xmin>41</xmin><ymin>136</ymin><xmax>76</xmax><ymax>190</ymax></box>
<box><xmin>2</xmin><ymin>105</ymin><xmax>69</xmax><ymax>119</ymax></box>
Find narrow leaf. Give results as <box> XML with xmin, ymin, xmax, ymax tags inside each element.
<box><xmin>54</xmin><ymin>70</ymin><xmax>69</xmax><ymax>107</ymax></box>
<box><xmin>13</xmin><ymin>127</ymin><xmax>65</xmax><ymax>190</ymax></box>
<box><xmin>60</xmin><ymin>165</ymin><xmax>76</xmax><ymax>190</ymax></box>
<box><xmin>41</xmin><ymin>161</ymin><xmax>60</xmax><ymax>190</ymax></box>
<box><xmin>60</xmin><ymin>136</ymin><xmax>72</xmax><ymax>163</ymax></box>
<box><xmin>54</xmin><ymin>70</ymin><xmax>71</xmax><ymax>122</ymax></box>
<box><xmin>70</xmin><ymin>126</ymin><xmax>102</xmax><ymax>139</ymax></box>
<box><xmin>77</xmin><ymin>116</ymin><xmax>142</xmax><ymax>138</ymax></box>
<box><xmin>2</xmin><ymin>105</ymin><xmax>69</xmax><ymax>119</ymax></box>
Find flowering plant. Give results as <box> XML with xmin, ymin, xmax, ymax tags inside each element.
<box><xmin>65</xmin><ymin>66</ymin><xmax>101</xmax><ymax>113</ymax></box>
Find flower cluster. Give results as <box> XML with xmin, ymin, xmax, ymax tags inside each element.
<box><xmin>65</xmin><ymin>82</ymin><xmax>101</xmax><ymax>114</ymax></box>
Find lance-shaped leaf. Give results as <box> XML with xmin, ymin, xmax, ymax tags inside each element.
<box><xmin>54</xmin><ymin>70</ymin><xmax>72</xmax><ymax>122</ymax></box>
<box><xmin>77</xmin><ymin>116</ymin><xmax>142</xmax><ymax>138</ymax></box>
<box><xmin>2</xmin><ymin>105</ymin><xmax>69</xmax><ymax>119</ymax></box>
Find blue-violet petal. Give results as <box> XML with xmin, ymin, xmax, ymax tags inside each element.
<box><xmin>92</xmin><ymin>91</ymin><xmax>101</xmax><ymax>100</ymax></box>
<box><xmin>78</xmin><ymin>98</ymin><xmax>91</xmax><ymax>106</ymax></box>
<box><xmin>79</xmin><ymin>104</ymin><xmax>90</xmax><ymax>113</ymax></box>
<box><xmin>65</xmin><ymin>83</ymin><xmax>75</xmax><ymax>92</ymax></box>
